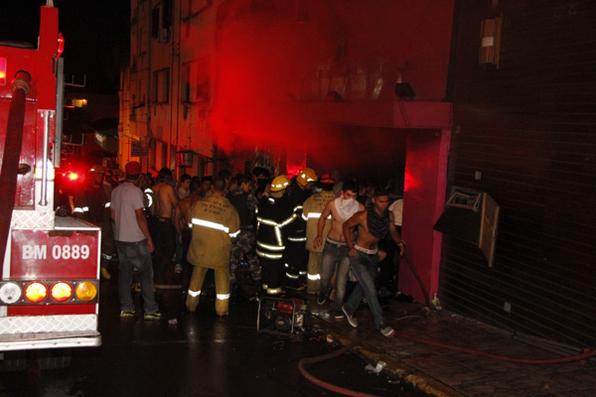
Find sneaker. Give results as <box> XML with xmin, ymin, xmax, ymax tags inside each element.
<box><xmin>316</xmin><ymin>311</ymin><xmax>331</xmax><ymax>320</ymax></box>
<box><xmin>120</xmin><ymin>309</ymin><xmax>135</xmax><ymax>318</ymax></box>
<box><xmin>380</xmin><ymin>325</ymin><xmax>395</xmax><ymax>337</ymax></box>
<box><xmin>342</xmin><ymin>305</ymin><xmax>358</xmax><ymax>328</ymax></box>
<box><xmin>333</xmin><ymin>310</ymin><xmax>345</xmax><ymax>320</ymax></box>
<box><xmin>143</xmin><ymin>311</ymin><xmax>162</xmax><ymax>320</ymax></box>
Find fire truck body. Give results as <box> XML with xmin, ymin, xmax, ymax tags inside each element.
<box><xmin>0</xmin><ymin>3</ymin><xmax>101</xmax><ymax>351</ymax></box>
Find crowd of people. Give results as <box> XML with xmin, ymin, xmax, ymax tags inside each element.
<box><xmin>70</xmin><ymin>161</ymin><xmax>406</xmax><ymax>337</ymax></box>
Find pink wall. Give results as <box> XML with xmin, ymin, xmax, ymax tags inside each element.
<box><xmin>400</xmin><ymin>128</ymin><xmax>451</xmax><ymax>303</ymax></box>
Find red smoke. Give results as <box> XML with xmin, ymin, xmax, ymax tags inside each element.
<box><xmin>206</xmin><ymin>0</ymin><xmax>452</xmax><ymax>179</ymax></box>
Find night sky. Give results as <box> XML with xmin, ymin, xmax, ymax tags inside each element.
<box><xmin>0</xmin><ymin>0</ymin><xmax>129</xmax><ymax>94</ymax></box>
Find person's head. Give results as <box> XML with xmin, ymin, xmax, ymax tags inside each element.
<box><xmin>269</xmin><ymin>175</ymin><xmax>289</xmax><ymax>198</ymax></box>
<box><xmin>179</xmin><ymin>173</ymin><xmax>191</xmax><ymax>189</ymax></box>
<box><xmin>125</xmin><ymin>161</ymin><xmax>142</xmax><ymax>182</ymax></box>
<box><xmin>200</xmin><ymin>176</ymin><xmax>213</xmax><ymax>195</ymax></box>
<box><xmin>189</xmin><ymin>176</ymin><xmax>202</xmax><ymax>194</ymax></box>
<box><xmin>157</xmin><ymin>167</ymin><xmax>173</xmax><ymax>183</ymax></box>
<box><xmin>341</xmin><ymin>179</ymin><xmax>359</xmax><ymax>200</ymax></box>
<box><xmin>317</xmin><ymin>172</ymin><xmax>336</xmax><ymax>192</ymax></box>
<box><xmin>234</xmin><ymin>174</ymin><xmax>253</xmax><ymax>194</ymax></box>
<box><xmin>252</xmin><ymin>166</ymin><xmax>270</xmax><ymax>181</ymax></box>
<box><xmin>212</xmin><ymin>176</ymin><xmax>227</xmax><ymax>194</ymax></box>
<box><xmin>371</xmin><ymin>186</ymin><xmax>390</xmax><ymax>213</ymax></box>
<box><xmin>296</xmin><ymin>167</ymin><xmax>317</xmax><ymax>190</ymax></box>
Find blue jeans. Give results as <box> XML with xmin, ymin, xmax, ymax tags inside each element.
<box><xmin>344</xmin><ymin>251</ymin><xmax>385</xmax><ymax>330</ymax></box>
<box><xmin>320</xmin><ymin>241</ymin><xmax>350</xmax><ymax>309</ymax></box>
<box><xmin>116</xmin><ymin>240</ymin><xmax>159</xmax><ymax>313</ymax></box>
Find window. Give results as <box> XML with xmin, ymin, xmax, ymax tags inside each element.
<box><xmin>151</xmin><ymin>6</ymin><xmax>160</xmax><ymax>39</ymax></box>
<box><xmin>152</xmin><ymin>1</ymin><xmax>172</xmax><ymax>42</ymax></box>
<box><xmin>182</xmin><ymin>60</ymin><xmax>210</xmax><ymax>103</ymax></box>
<box><xmin>153</xmin><ymin>69</ymin><xmax>170</xmax><ymax>104</ymax></box>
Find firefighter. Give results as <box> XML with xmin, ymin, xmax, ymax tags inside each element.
<box><xmin>302</xmin><ymin>173</ymin><xmax>336</xmax><ymax>294</ymax></box>
<box><xmin>256</xmin><ymin>175</ymin><xmax>295</xmax><ymax>295</ymax></box>
<box><xmin>186</xmin><ymin>176</ymin><xmax>240</xmax><ymax>316</ymax></box>
<box><xmin>73</xmin><ymin>165</ymin><xmax>113</xmax><ymax>280</ymax></box>
<box><xmin>284</xmin><ymin>168</ymin><xmax>317</xmax><ymax>287</ymax></box>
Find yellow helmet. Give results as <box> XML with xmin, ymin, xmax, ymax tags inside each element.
<box><xmin>270</xmin><ymin>175</ymin><xmax>290</xmax><ymax>192</ymax></box>
<box><xmin>297</xmin><ymin>167</ymin><xmax>317</xmax><ymax>188</ymax></box>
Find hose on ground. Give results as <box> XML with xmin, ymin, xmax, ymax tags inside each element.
<box><xmin>298</xmin><ymin>345</ymin><xmax>382</xmax><ymax>397</ymax></box>
<box><xmin>397</xmin><ymin>332</ymin><xmax>596</xmax><ymax>365</ymax></box>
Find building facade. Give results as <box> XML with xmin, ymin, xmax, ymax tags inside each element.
<box><xmin>120</xmin><ymin>0</ymin><xmax>221</xmax><ymax>176</ymax></box>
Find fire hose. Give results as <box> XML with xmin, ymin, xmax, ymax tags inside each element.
<box><xmin>0</xmin><ymin>71</ymin><xmax>31</xmax><ymax>265</ymax></box>
<box><xmin>298</xmin><ymin>345</ymin><xmax>382</xmax><ymax>397</ymax></box>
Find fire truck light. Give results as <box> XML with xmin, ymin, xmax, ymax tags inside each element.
<box><xmin>51</xmin><ymin>282</ymin><xmax>72</xmax><ymax>302</ymax></box>
<box><xmin>0</xmin><ymin>282</ymin><xmax>21</xmax><ymax>304</ymax></box>
<box><xmin>25</xmin><ymin>282</ymin><xmax>47</xmax><ymax>303</ymax></box>
<box><xmin>0</xmin><ymin>57</ymin><xmax>6</xmax><ymax>86</ymax></box>
<box><xmin>67</xmin><ymin>171</ymin><xmax>79</xmax><ymax>181</ymax></box>
<box><xmin>57</xmin><ymin>32</ymin><xmax>65</xmax><ymax>57</ymax></box>
<box><xmin>75</xmin><ymin>281</ymin><xmax>97</xmax><ymax>302</ymax></box>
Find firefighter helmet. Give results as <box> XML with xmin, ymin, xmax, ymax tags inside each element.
<box><xmin>318</xmin><ymin>172</ymin><xmax>336</xmax><ymax>185</ymax></box>
<box><xmin>297</xmin><ymin>168</ymin><xmax>317</xmax><ymax>188</ymax></box>
<box><xmin>270</xmin><ymin>175</ymin><xmax>289</xmax><ymax>192</ymax></box>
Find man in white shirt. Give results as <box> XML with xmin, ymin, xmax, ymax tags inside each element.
<box><xmin>111</xmin><ymin>161</ymin><xmax>160</xmax><ymax>320</ymax></box>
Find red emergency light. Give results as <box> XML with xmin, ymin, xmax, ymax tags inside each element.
<box><xmin>57</xmin><ymin>32</ymin><xmax>65</xmax><ymax>57</ymax></box>
<box><xmin>0</xmin><ymin>57</ymin><xmax>6</xmax><ymax>86</ymax></box>
<box><xmin>66</xmin><ymin>171</ymin><xmax>79</xmax><ymax>181</ymax></box>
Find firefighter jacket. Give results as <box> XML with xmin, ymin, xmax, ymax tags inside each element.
<box><xmin>303</xmin><ymin>190</ymin><xmax>335</xmax><ymax>253</ymax></box>
<box><xmin>255</xmin><ymin>195</ymin><xmax>296</xmax><ymax>260</ymax></box>
<box><xmin>285</xmin><ymin>180</ymin><xmax>311</xmax><ymax>243</ymax></box>
<box><xmin>187</xmin><ymin>193</ymin><xmax>240</xmax><ymax>269</ymax></box>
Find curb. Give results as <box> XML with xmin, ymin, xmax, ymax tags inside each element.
<box><xmin>314</xmin><ymin>317</ymin><xmax>465</xmax><ymax>397</ymax></box>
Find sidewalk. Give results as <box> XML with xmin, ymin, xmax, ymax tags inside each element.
<box><xmin>312</xmin><ymin>299</ymin><xmax>596</xmax><ymax>397</ymax></box>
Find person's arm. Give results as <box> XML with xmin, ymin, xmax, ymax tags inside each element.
<box><xmin>343</xmin><ymin>211</ymin><xmax>364</xmax><ymax>257</ymax></box>
<box><xmin>174</xmin><ymin>202</ymin><xmax>184</xmax><ymax>243</ymax></box>
<box><xmin>168</xmin><ymin>185</ymin><xmax>178</xmax><ymax>218</ymax></box>
<box><xmin>388</xmin><ymin>211</ymin><xmax>405</xmax><ymax>256</ymax></box>
<box><xmin>135</xmin><ymin>208</ymin><xmax>154</xmax><ymax>253</ymax></box>
<box><xmin>314</xmin><ymin>201</ymin><xmax>332</xmax><ymax>249</ymax></box>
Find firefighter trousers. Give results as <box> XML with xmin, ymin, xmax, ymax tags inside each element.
<box><xmin>306</xmin><ymin>251</ymin><xmax>322</xmax><ymax>294</ymax></box>
<box><xmin>284</xmin><ymin>240</ymin><xmax>308</xmax><ymax>284</ymax></box>
<box><xmin>186</xmin><ymin>266</ymin><xmax>230</xmax><ymax>316</ymax></box>
<box><xmin>260</xmin><ymin>257</ymin><xmax>284</xmax><ymax>295</ymax></box>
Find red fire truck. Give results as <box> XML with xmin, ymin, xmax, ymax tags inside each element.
<box><xmin>0</xmin><ymin>2</ymin><xmax>101</xmax><ymax>351</ymax></box>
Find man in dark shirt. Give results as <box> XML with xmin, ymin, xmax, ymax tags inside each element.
<box><xmin>228</xmin><ymin>174</ymin><xmax>260</xmax><ymax>290</ymax></box>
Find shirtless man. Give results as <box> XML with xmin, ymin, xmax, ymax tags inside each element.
<box><xmin>340</xmin><ymin>186</ymin><xmax>405</xmax><ymax>337</ymax></box>
<box><xmin>152</xmin><ymin>168</ymin><xmax>178</xmax><ymax>283</ymax></box>
<box><xmin>314</xmin><ymin>180</ymin><xmax>363</xmax><ymax>316</ymax></box>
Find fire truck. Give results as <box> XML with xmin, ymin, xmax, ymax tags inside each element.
<box><xmin>0</xmin><ymin>2</ymin><xmax>101</xmax><ymax>351</ymax></box>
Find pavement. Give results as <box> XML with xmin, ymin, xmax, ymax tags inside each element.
<box><xmin>310</xmin><ymin>297</ymin><xmax>596</xmax><ymax>397</ymax></box>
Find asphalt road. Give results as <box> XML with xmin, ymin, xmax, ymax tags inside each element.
<box><xmin>0</xmin><ymin>276</ymin><xmax>416</xmax><ymax>397</ymax></box>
